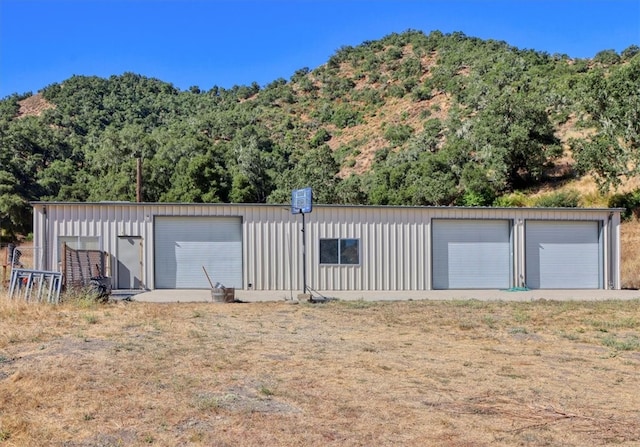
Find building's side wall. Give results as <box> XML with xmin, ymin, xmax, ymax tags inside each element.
<box><xmin>31</xmin><ymin>203</ymin><xmax>622</xmax><ymax>291</ymax></box>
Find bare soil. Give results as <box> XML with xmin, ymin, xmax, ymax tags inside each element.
<box><xmin>16</xmin><ymin>94</ymin><xmax>54</xmax><ymax>118</ymax></box>
<box><xmin>1</xmin><ymin>297</ymin><xmax>639</xmax><ymax>446</ymax></box>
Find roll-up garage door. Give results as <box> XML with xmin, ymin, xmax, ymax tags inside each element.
<box><xmin>525</xmin><ymin>220</ymin><xmax>601</xmax><ymax>289</ymax></box>
<box><xmin>154</xmin><ymin>216</ymin><xmax>242</xmax><ymax>289</ymax></box>
<box><xmin>432</xmin><ymin>219</ymin><xmax>512</xmax><ymax>289</ymax></box>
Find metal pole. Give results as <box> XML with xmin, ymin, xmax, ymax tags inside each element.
<box><xmin>302</xmin><ymin>212</ymin><xmax>307</xmax><ymax>294</ymax></box>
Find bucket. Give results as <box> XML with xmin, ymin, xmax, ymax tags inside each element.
<box><xmin>224</xmin><ymin>287</ymin><xmax>235</xmax><ymax>302</ymax></box>
<box><xmin>211</xmin><ymin>288</ymin><xmax>225</xmax><ymax>302</ymax></box>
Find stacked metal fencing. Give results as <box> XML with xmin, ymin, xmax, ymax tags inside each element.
<box><xmin>9</xmin><ymin>268</ymin><xmax>63</xmax><ymax>303</ymax></box>
<box><xmin>61</xmin><ymin>244</ymin><xmax>111</xmax><ymax>300</ymax></box>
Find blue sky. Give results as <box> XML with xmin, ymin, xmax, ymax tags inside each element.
<box><xmin>1</xmin><ymin>0</ymin><xmax>638</xmax><ymax>98</ymax></box>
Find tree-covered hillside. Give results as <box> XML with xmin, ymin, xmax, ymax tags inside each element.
<box><xmin>0</xmin><ymin>30</ymin><xmax>638</xmax><ymax>236</ymax></box>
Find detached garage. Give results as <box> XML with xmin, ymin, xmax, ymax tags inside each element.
<box><xmin>30</xmin><ymin>202</ymin><xmax>622</xmax><ymax>293</ymax></box>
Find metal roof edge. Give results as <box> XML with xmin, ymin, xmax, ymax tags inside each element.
<box><xmin>29</xmin><ymin>201</ymin><xmax>624</xmax><ymax>213</ymax></box>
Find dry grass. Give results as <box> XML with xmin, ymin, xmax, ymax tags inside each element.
<box><xmin>621</xmin><ymin>220</ymin><xmax>640</xmax><ymax>289</ymax></box>
<box><xmin>1</xmin><ymin>295</ymin><xmax>639</xmax><ymax>446</ymax></box>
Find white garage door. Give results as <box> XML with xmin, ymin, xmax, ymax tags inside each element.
<box><xmin>154</xmin><ymin>216</ymin><xmax>242</xmax><ymax>289</ymax></box>
<box><xmin>525</xmin><ymin>220</ymin><xmax>602</xmax><ymax>289</ymax></box>
<box><xmin>432</xmin><ymin>219</ymin><xmax>512</xmax><ymax>289</ymax></box>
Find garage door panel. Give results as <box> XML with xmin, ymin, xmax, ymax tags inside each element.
<box><xmin>433</xmin><ymin>220</ymin><xmax>512</xmax><ymax>289</ymax></box>
<box><xmin>155</xmin><ymin>217</ymin><xmax>242</xmax><ymax>289</ymax></box>
<box><xmin>525</xmin><ymin>221</ymin><xmax>601</xmax><ymax>289</ymax></box>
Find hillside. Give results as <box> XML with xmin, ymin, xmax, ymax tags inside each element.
<box><xmin>0</xmin><ymin>30</ymin><xmax>638</xmax><ymax>237</ymax></box>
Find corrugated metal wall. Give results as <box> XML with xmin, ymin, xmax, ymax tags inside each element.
<box><xmin>31</xmin><ymin>202</ymin><xmax>622</xmax><ymax>291</ymax></box>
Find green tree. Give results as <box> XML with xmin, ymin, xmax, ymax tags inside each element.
<box><xmin>573</xmin><ymin>57</ymin><xmax>640</xmax><ymax>190</ymax></box>
<box><xmin>593</xmin><ymin>49</ymin><xmax>621</xmax><ymax>65</ymax></box>
<box><xmin>229</xmin><ymin>136</ymin><xmax>272</xmax><ymax>203</ymax></box>
<box><xmin>269</xmin><ymin>145</ymin><xmax>339</xmax><ymax>204</ymax></box>
<box><xmin>163</xmin><ymin>150</ymin><xmax>230</xmax><ymax>203</ymax></box>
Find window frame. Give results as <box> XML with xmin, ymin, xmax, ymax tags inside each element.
<box><xmin>57</xmin><ymin>236</ymin><xmax>101</xmax><ymax>258</ymax></box>
<box><xmin>319</xmin><ymin>238</ymin><xmax>360</xmax><ymax>266</ymax></box>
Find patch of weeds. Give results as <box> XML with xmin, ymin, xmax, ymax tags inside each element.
<box><xmin>362</xmin><ymin>345</ymin><xmax>378</xmax><ymax>353</ymax></box>
<box><xmin>559</xmin><ymin>331</ymin><xmax>580</xmax><ymax>341</ymax></box>
<box><xmin>529</xmin><ymin>387</ymin><xmax>542</xmax><ymax>396</ymax></box>
<box><xmin>0</xmin><ymin>429</ymin><xmax>10</xmax><ymax>441</ymax></box>
<box><xmin>459</xmin><ymin>321</ymin><xmax>477</xmax><ymax>330</ymax></box>
<box><xmin>113</xmin><ymin>341</ymin><xmax>141</xmax><ymax>353</ymax></box>
<box><xmin>83</xmin><ymin>313</ymin><xmax>99</xmax><ymax>325</ymax></box>
<box><xmin>498</xmin><ymin>366</ymin><xmax>526</xmax><ymax>379</ymax></box>
<box><xmin>259</xmin><ymin>385</ymin><xmax>274</xmax><ymax>396</ymax></box>
<box><xmin>585</xmin><ymin>318</ymin><xmax>639</xmax><ymax>331</ymax></box>
<box><xmin>601</xmin><ymin>334</ymin><xmax>640</xmax><ymax>351</ymax></box>
<box><xmin>188</xmin><ymin>330</ymin><xmax>207</xmax><ymax>339</ymax></box>
<box><xmin>189</xmin><ymin>432</ymin><xmax>206</xmax><ymax>442</ymax></box>
<box><xmin>143</xmin><ymin>434</ymin><xmax>154</xmax><ymax>444</ymax></box>
<box><xmin>191</xmin><ymin>310</ymin><xmax>204</xmax><ymax>318</ymax></box>
<box><xmin>482</xmin><ymin>315</ymin><xmax>497</xmax><ymax>329</ymax></box>
<box><xmin>83</xmin><ymin>413</ymin><xmax>95</xmax><ymax>421</ymax></box>
<box><xmin>194</xmin><ymin>394</ymin><xmax>221</xmax><ymax>411</ymax></box>
<box><xmin>512</xmin><ymin>310</ymin><xmax>530</xmax><ymax>324</ymax></box>
<box><xmin>74</xmin><ymin>331</ymin><xmax>88</xmax><ymax>341</ymax></box>
<box><xmin>509</xmin><ymin>327</ymin><xmax>528</xmax><ymax>334</ymax></box>
<box><xmin>452</xmin><ymin>299</ymin><xmax>486</xmax><ymax>309</ymax></box>
<box><xmin>6</xmin><ymin>332</ymin><xmax>22</xmax><ymax>344</ymax></box>
<box><xmin>150</xmin><ymin>320</ymin><xmax>164</xmax><ymax>332</ymax></box>
<box><xmin>63</xmin><ymin>289</ymin><xmax>101</xmax><ymax>309</ymax></box>
<box><xmin>339</xmin><ymin>300</ymin><xmax>377</xmax><ymax>309</ymax></box>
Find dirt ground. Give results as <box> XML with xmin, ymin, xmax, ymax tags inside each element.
<box><xmin>0</xmin><ymin>297</ymin><xmax>639</xmax><ymax>446</ymax></box>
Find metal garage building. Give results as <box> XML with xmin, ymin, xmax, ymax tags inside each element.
<box><xmin>31</xmin><ymin>202</ymin><xmax>622</xmax><ymax>292</ymax></box>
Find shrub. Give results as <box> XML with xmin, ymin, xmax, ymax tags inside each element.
<box><xmin>534</xmin><ymin>190</ymin><xmax>581</xmax><ymax>208</ymax></box>
<box><xmin>310</xmin><ymin>128</ymin><xmax>331</xmax><ymax>148</ymax></box>
<box><xmin>331</xmin><ymin>106</ymin><xmax>362</xmax><ymax>128</ymax></box>
<box><xmin>608</xmin><ymin>190</ymin><xmax>640</xmax><ymax>221</ymax></box>
<box><xmin>493</xmin><ymin>192</ymin><xmax>529</xmax><ymax>207</ymax></box>
<box><xmin>593</xmin><ymin>49</ymin><xmax>621</xmax><ymax>65</ymax></box>
<box><xmin>385</xmin><ymin>84</ymin><xmax>406</xmax><ymax>98</ymax></box>
<box><xmin>412</xmin><ymin>86</ymin><xmax>432</xmax><ymax>101</ymax></box>
<box><xmin>383</xmin><ymin>124</ymin><xmax>414</xmax><ymax>146</ymax></box>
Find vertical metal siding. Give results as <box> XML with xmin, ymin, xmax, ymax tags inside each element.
<box><xmin>306</xmin><ymin>206</ymin><xmax>430</xmax><ymax>291</ymax></box>
<box><xmin>31</xmin><ymin>203</ymin><xmax>621</xmax><ymax>291</ymax></box>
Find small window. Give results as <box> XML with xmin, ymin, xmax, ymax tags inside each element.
<box><xmin>319</xmin><ymin>238</ymin><xmax>360</xmax><ymax>265</ymax></box>
<box><xmin>58</xmin><ymin>236</ymin><xmax>101</xmax><ymax>257</ymax></box>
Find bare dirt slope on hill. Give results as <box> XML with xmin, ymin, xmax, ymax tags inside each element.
<box><xmin>1</xmin><ymin>298</ymin><xmax>638</xmax><ymax>446</ymax></box>
<box><xmin>16</xmin><ymin>93</ymin><xmax>54</xmax><ymax>118</ymax></box>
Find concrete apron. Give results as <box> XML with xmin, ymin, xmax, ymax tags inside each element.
<box><xmin>128</xmin><ymin>289</ymin><xmax>640</xmax><ymax>303</ymax></box>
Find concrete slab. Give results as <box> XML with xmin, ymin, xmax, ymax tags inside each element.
<box><xmin>128</xmin><ymin>288</ymin><xmax>640</xmax><ymax>303</ymax></box>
